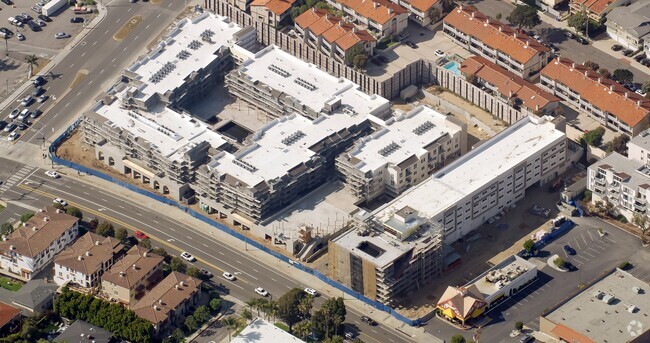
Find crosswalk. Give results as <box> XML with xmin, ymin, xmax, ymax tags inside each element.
<box><xmin>0</xmin><ymin>165</ymin><xmax>36</xmax><ymax>195</ymax></box>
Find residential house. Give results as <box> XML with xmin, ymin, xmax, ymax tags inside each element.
<box><xmin>53</xmin><ymin>232</ymin><xmax>123</xmax><ymax>288</ymax></box>
<box><xmin>540</xmin><ymin>57</ymin><xmax>650</xmax><ymax>136</ymax></box>
<box><xmin>0</xmin><ymin>302</ymin><xmax>21</xmax><ymax>335</ymax></box>
<box><xmin>443</xmin><ymin>5</ymin><xmax>550</xmax><ymax>80</ymax></box>
<box><xmin>606</xmin><ymin>1</ymin><xmax>650</xmax><ymax>53</ymax></box>
<box><xmin>250</xmin><ymin>0</ymin><xmax>296</xmax><ymax>27</ymax></box>
<box><xmin>295</xmin><ymin>8</ymin><xmax>376</xmax><ymax>64</ymax></box>
<box><xmin>54</xmin><ymin>320</ymin><xmax>114</xmax><ymax>343</ymax></box>
<box><xmin>0</xmin><ymin>207</ymin><xmax>79</xmax><ymax>281</ymax></box>
<box><xmin>101</xmin><ymin>245</ymin><xmax>164</xmax><ymax>307</ymax></box>
<box><xmin>325</xmin><ymin>0</ymin><xmax>410</xmax><ymax>39</ymax></box>
<box><xmin>570</xmin><ymin>0</ymin><xmax>630</xmax><ymax>22</ymax></box>
<box><xmin>391</xmin><ymin>0</ymin><xmax>443</xmax><ymax>28</ymax></box>
<box><xmin>459</xmin><ymin>56</ymin><xmax>560</xmax><ymax>117</ymax></box>
<box><xmin>4</xmin><ymin>279</ymin><xmax>58</xmax><ymax>315</ymax></box>
<box><xmin>132</xmin><ymin>272</ymin><xmax>202</xmax><ymax>336</ymax></box>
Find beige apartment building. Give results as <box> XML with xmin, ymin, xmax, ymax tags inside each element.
<box><xmin>101</xmin><ymin>246</ymin><xmax>164</xmax><ymax>307</ymax></box>
<box><xmin>443</xmin><ymin>5</ymin><xmax>550</xmax><ymax>80</ymax></box>
<box><xmin>250</xmin><ymin>0</ymin><xmax>295</xmax><ymax>27</ymax></box>
<box><xmin>325</xmin><ymin>0</ymin><xmax>409</xmax><ymax>39</ymax></box>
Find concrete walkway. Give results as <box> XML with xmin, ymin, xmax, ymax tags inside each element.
<box><xmin>0</xmin><ymin>3</ymin><xmax>109</xmax><ymax>112</ymax></box>
<box><xmin>538</xmin><ymin>11</ymin><xmax>650</xmax><ymax>78</ymax></box>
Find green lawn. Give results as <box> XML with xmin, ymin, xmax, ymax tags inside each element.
<box><xmin>274</xmin><ymin>322</ymin><xmax>289</xmax><ymax>332</ymax></box>
<box><xmin>0</xmin><ymin>276</ymin><xmax>22</xmax><ymax>292</ymax></box>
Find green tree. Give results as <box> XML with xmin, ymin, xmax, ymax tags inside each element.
<box><xmin>293</xmin><ymin>320</ymin><xmax>312</xmax><ymax>340</ymax></box>
<box><xmin>515</xmin><ymin>321</ymin><xmax>524</xmax><ymax>331</ymax></box>
<box><xmin>554</xmin><ymin>257</ymin><xmax>566</xmax><ymax>268</ymax></box>
<box><xmin>115</xmin><ymin>227</ymin><xmax>128</xmax><ymax>240</ymax></box>
<box><xmin>506</xmin><ymin>5</ymin><xmax>541</xmax><ymax>30</ymax></box>
<box><xmin>171</xmin><ymin>328</ymin><xmax>185</xmax><ymax>343</ymax></box>
<box><xmin>613</xmin><ymin>69</ymin><xmax>634</xmax><ymax>83</ymax></box>
<box><xmin>222</xmin><ymin>316</ymin><xmax>239</xmax><ymax>342</ymax></box>
<box><xmin>523</xmin><ymin>239</ymin><xmax>535</xmax><ymax>254</ymax></box>
<box><xmin>185</xmin><ymin>315</ymin><xmax>199</xmax><ymax>332</ymax></box>
<box><xmin>278</xmin><ymin>288</ymin><xmax>309</xmax><ymax>332</ymax></box>
<box><xmin>312</xmin><ymin>297</ymin><xmax>346</xmax><ymax>339</ymax></box>
<box><xmin>138</xmin><ymin>238</ymin><xmax>152</xmax><ymax>249</ymax></box>
<box><xmin>152</xmin><ymin>247</ymin><xmax>169</xmax><ymax>259</ymax></box>
<box><xmin>583</xmin><ymin>61</ymin><xmax>599</xmax><ymax>71</ymax></box>
<box><xmin>344</xmin><ymin>45</ymin><xmax>365</xmax><ymax>67</ymax></box>
<box><xmin>598</xmin><ymin>68</ymin><xmax>611</xmax><ymax>79</ymax></box>
<box><xmin>186</xmin><ymin>266</ymin><xmax>201</xmax><ymax>278</ymax></box>
<box><xmin>323</xmin><ymin>336</ymin><xmax>344</xmax><ymax>343</ymax></box>
<box><xmin>96</xmin><ymin>221</ymin><xmax>115</xmax><ymax>237</ymax></box>
<box><xmin>210</xmin><ymin>298</ymin><xmax>222</xmax><ymax>312</ymax></box>
<box><xmin>633</xmin><ymin>212</ymin><xmax>649</xmax><ymax>235</ymax></box>
<box><xmin>353</xmin><ymin>53</ymin><xmax>368</xmax><ymax>69</ymax></box>
<box><xmin>242</xmin><ymin>308</ymin><xmax>253</xmax><ymax>323</ymax></box>
<box><xmin>20</xmin><ymin>213</ymin><xmax>34</xmax><ymax>223</ymax></box>
<box><xmin>297</xmin><ymin>294</ymin><xmax>314</xmax><ymax>320</ymax></box>
<box><xmin>89</xmin><ymin>218</ymin><xmax>100</xmax><ymax>231</ymax></box>
<box><xmin>66</xmin><ymin>207</ymin><xmax>83</xmax><ymax>219</ymax></box>
<box><xmin>607</xmin><ymin>134</ymin><xmax>630</xmax><ymax>154</ymax></box>
<box><xmin>432</xmin><ymin>7</ymin><xmax>442</xmax><ymax>22</ymax></box>
<box><xmin>451</xmin><ymin>335</ymin><xmax>467</xmax><ymax>343</ymax></box>
<box><xmin>0</xmin><ymin>222</ymin><xmax>13</xmax><ymax>236</ymax></box>
<box><xmin>567</xmin><ymin>12</ymin><xmax>599</xmax><ymax>35</ymax></box>
<box><xmin>642</xmin><ymin>81</ymin><xmax>650</xmax><ymax>94</ymax></box>
<box><xmin>495</xmin><ymin>12</ymin><xmax>502</xmax><ymax>20</ymax></box>
<box><xmin>170</xmin><ymin>256</ymin><xmax>187</xmax><ymax>273</ymax></box>
<box><xmin>581</xmin><ymin>127</ymin><xmax>605</xmax><ymax>147</ymax></box>
<box><xmin>194</xmin><ymin>305</ymin><xmax>211</xmax><ymax>324</ymax></box>
<box><xmin>25</xmin><ymin>54</ymin><xmax>38</xmax><ymax>78</ymax></box>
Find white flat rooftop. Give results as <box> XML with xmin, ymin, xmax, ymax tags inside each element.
<box><xmin>333</xmin><ymin>227</ymin><xmax>414</xmax><ymax>268</ymax></box>
<box><xmin>236</xmin><ymin>45</ymin><xmax>389</xmax><ymax>116</ymax></box>
<box><xmin>468</xmin><ymin>255</ymin><xmax>536</xmax><ymax>298</ymax></box>
<box><xmin>346</xmin><ymin>106</ymin><xmax>462</xmax><ymax>173</ymax></box>
<box><xmin>94</xmin><ymin>94</ymin><xmax>227</xmax><ymax>162</ymax></box>
<box><xmin>206</xmin><ymin>110</ymin><xmax>368</xmax><ymax>187</ymax></box>
<box><xmin>374</xmin><ymin>116</ymin><xmax>564</xmax><ymax>219</ymax></box>
<box><xmin>232</xmin><ymin>318</ymin><xmax>305</xmax><ymax>343</ymax></box>
<box><xmin>126</xmin><ymin>12</ymin><xmax>243</xmax><ymax>102</ymax></box>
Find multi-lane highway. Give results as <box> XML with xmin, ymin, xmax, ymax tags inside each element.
<box><xmin>0</xmin><ymin>157</ymin><xmax>416</xmax><ymax>343</ymax></box>
<box><xmin>2</xmin><ymin>0</ymin><xmax>191</xmax><ymax>144</ymax></box>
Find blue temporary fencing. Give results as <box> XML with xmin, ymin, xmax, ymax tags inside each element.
<box><xmin>518</xmin><ymin>219</ymin><xmax>575</xmax><ymax>257</ymax></box>
<box><xmin>49</xmin><ymin>120</ymin><xmax>422</xmax><ymax>327</ymax></box>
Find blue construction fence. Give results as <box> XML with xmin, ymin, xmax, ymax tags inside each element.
<box><xmin>49</xmin><ymin>120</ymin><xmax>423</xmax><ymax>327</ymax></box>
<box><xmin>518</xmin><ymin>219</ymin><xmax>575</xmax><ymax>257</ymax></box>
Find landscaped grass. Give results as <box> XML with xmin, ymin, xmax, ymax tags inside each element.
<box><xmin>274</xmin><ymin>322</ymin><xmax>289</xmax><ymax>332</ymax></box>
<box><xmin>0</xmin><ymin>276</ymin><xmax>22</xmax><ymax>292</ymax></box>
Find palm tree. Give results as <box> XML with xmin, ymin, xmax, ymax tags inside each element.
<box><xmin>297</xmin><ymin>295</ymin><xmax>313</xmax><ymax>320</ymax></box>
<box><xmin>25</xmin><ymin>54</ymin><xmax>38</xmax><ymax>78</ymax></box>
<box><xmin>222</xmin><ymin>316</ymin><xmax>238</xmax><ymax>342</ymax></box>
<box><xmin>245</xmin><ymin>299</ymin><xmax>258</xmax><ymax>316</ymax></box>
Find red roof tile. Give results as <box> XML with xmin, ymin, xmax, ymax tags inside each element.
<box><xmin>332</xmin><ymin>0</ymin><xmax>408</xmax><ymax>25</ymax></box>
<box><xmin>250</xmin><ymin>0</ymin><xmax>296</xmax><ymax>15</ymax></box>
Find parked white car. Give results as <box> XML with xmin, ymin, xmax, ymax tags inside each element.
<box><xmin>304</xmin><ymin>288</ymin><xmax>318</xmax><ymax>296</ymax></box>
<box><xmin>53</xmin><ymin>198</ymin><xmax>68</xmax><ymax>206</ymax></box>
<box><xmin>7</xmin><ymin>132</ymin><xmax>18</xmax><ymax>141</ymax></box>
<box><xmin>434</xmin><ymin>49</ymin><xmax>445</xmax><ymax>58</ymax></box>
<box><xmin>180</xmin><ymin>251</ymin><xmax>196</xmax><ymax>262</ymax></box>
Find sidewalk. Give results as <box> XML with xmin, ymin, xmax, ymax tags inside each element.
<box><xmin>0</xmin><ymin>3</ymin><xmax>109</xmax><ymax>112</ymax></box>
<box><xmin>538</xmin><ymin>12</ymin><xmax>650</xmax><ymax>78</ymax></box>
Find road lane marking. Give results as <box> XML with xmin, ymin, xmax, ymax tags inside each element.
<box><xmin>93</xmin><ymin>41</ymin><xmax>97</xmax><ymax>46</ymax></box>
<box><xmin>153</xmin><ymin>220</ymin><xmax>160</xmax><ymax>224</ymax></box>
<box><xmin>270</xmin><ymin>277</ymin><xmax>277</xmax><ymax>282</ymax></box>
<box><xmin>83</xmin><ymin>191</ymin><xmax>90</xmax><ymax>195</ymax></box>
<box><xmin>118</xmin><ymin>205</ymin><xmax>125</xmax><ymax>209</ymax></box>
<box><xmin>81</xmin><ymin>52</ymin><xmax>85</xmax><ymax>57</ymax></box>
<box><xmin>202</xmin><ymin>244</ymin><xmax>208</xmax><ymax>248</ymax></box>
<box><xmin>134</xmin><ymin>35</ymin><xmax>139</xmax><ymax>40</ymax></box>
<box><xmin>111</xmin><ymin>58</ymin><xmax>116</xmax><ymax>62</ymax></box>
<box><xmin>99</xmin><ymin>69</ymin><xmax>104</xmax><ymax>74</ymax></box>
<box><xmin>218</xmin><ymin>251</ymin><xmax>225</xmax><ymax>256</ymax></box>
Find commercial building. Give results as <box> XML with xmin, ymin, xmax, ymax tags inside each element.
<box><xmin>132</xmin><ymin>272</ymin><xmax>202</xmax><ymax>336</ymax></box>
<box><xmin>606</xmin><ymin>2</ymin><xmax>650</xmax><ymax>53</ymax></box>
<box><xmin>0</xmin><ymin>207</ymin><xmax>79</xmax><ymax>281</ymax></box>
<box><xmin>336</xmin><ymin>105</ymin><xmax>466</xmax><ymax>203</ymax></box>
<box><xmin>232</xmin><ymin>318</ymin><xmax>306</xmax><ymax>343</ymax></box>
<box><xmin>53</xmin><ymin>232</ymin><xmax>123</xmax><ymax>288</ymax></box>
<box><xmin>540</xmin><ymin>269</ymin><xmax>650</xmax><ymax>343</ymax></box>
<box><xmin>329</xmin><ymin>212</ymin><xmax>443</xmax><ymax>305</ymax></box>
<box><xmin>443</xmin><ymin>6</ymin><xmax>550</xmax><ymax>80</ymax></box>
<box><xmin>540</xmin><ymin>57</ymin><xmax>650</xmax><ymax>136</ymax></box>
<box><xmin>120</xmin><ymin>12</ymin><xmax>256</xmax><ymax>113</ymax></box>
<box><xmin>570</xmin><ymin>0</ymin><xmax>630</xmax><ymax>22</ymax></box>
<box><xmin>459</xmin><ymin>56</ymin><xmax>560</xmax><ymax>117</ymax></box>
<box><xmin>587</xmin><ymin>152</ymin><xmax>650</xmax><ymax>224</ymax></box>
<box><xmin>196</xmin><ymin>110</ymin><xmax>371</xmax><ymax>226</ymax></box>
<box><xmin>324</xmin><ymin>0</ymin><xmax>409</xmax><ymax>39</ymax></box>
<box><xmin>226</xmin><ymin>45</ymin><xmax>390</xmax><ymax>120</ymax></box>
<box><xmin>372</xmin><ymin>115</ymin><xmax>567</xmax><ymax>244</ymax></box>
<box><xmin>437</xmin><ymin>255</ymin><xmax>537</xmax><ymax>325</ymax></box>
<box><xmin>101</xmin><ymin>245</ymin><xmax>164</xmax><ymax>307</ymax></box>
<box><xmin>294</xmin><ymin>8</ymin><xmax>376</xmax><ymax>64</ymax></box>
<box><xmin>250</xmin><ymin>0</ymin><xmax>295</xmax><ymax>27</ymax></box>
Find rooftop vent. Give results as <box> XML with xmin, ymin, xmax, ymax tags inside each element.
<box><xmin>78</xmin><ymin>256</ymin><xmax>83</xmax><ymax>261</ymax></box>
<box><xmin>233</xmin><ymin>158</ymin><xmax>258</xmax><ymax>172</ymax></box>
<box><xmin>95</xmin><ymin>240</ymin><xmax>100</xmax><ymax>246</ymax></box>
<box><xmin>378</xmin><ymin>142</ymin><xmax>401</xmax><ymax>157</ymax></box>
<box><xmin>633</xmin><ymin>286</ymin><xmax>642</xmax><ymax>294</ymax></box>
<box><xmin>281</xmin><ymin>130</ymin><xmax>306</xmax><ymax>145</ymax></box>
<box><xmin>85</xmin><ymin>251</ymin><xmax>91</xmax><ymax>257</ymax></box>
<box><xmin>413</xmin><ymin>120</ymin><xmax>435</xmax><ymax>135</ymax></box>
<box><xmin>268</xmin><ymin>64</ymin><xmax>290</xmax><ymax>77</ymax></box>
<box><xmin>294</xmin><ymin>77</ymin><xmax>317</xmax><ymax>91</ymax></box>
<box><xmin>176</xmin><ymin>50</ymin><xmax>192</xmax><ymax>60</ymax></box>
<box><xmin>187</xmin><ymin>39</ymin><xmax>203</xmax><ymax>50</ymax></box>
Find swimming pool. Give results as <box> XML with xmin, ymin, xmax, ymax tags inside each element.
<box><xmin>443</xmin><ymin>61</ymin><xmax>461</xmax><ymax>75</ymax></box>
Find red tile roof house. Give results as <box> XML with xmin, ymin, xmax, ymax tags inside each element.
<box><xmin>391</xmin><ymin>0</ymin><xmax>444</xmax><ymax>28</ymax></box>
<box><xmin>570</xmin><ymin>0</ymin><xmax>631</xmax><ymax>22</ymax></box>
<box><xmin>295</xmin><ymin>9</ymin><xmax>376</xmax><ymax>64</ymax></box>
<box><xmin>325</xmin><ymin>0</ymin><xmax>410</xmax><ymax>39</ymax></box>
<box><xmin>540</xmin><ymin>57</ymin><xmax>650</xmax><ymax>136</ymax></box>
<box><xmin>250</xmin><ymin>0</ymin><xmax>296</xmax><ymax>28</ymax></box>
<box><xmin>459</xmin><ymin>56</ymin><xmax>560</xmax><ymax>124</ymax></box>
<box><xmin>443</xmin><ymin>5</ymin><xmax>550</xmax><ymax>81</ymax></box>
<box><xmin>0</xmin><ymin>302</ymin><xmax>21</xmax><ymax>335</ymax></box>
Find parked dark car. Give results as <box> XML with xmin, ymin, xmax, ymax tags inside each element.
<box><xmin>361</xmin><ymin>316</ymin><xmax>377</xmax><ymax>326</ymax></box>
<box><xmin>405</xmin><ymin>41</ymin><xmax>418</xmax><ymax>49</ymax></box>
<box><xmin>574</xmin><ymin>36</ymin><xmax>588</xmax><ymax>45</ymax></box>
<box><xmin>563</xmin><ymin>244</ymin><xmax>576</xmax><ymax>255</ymax></box>
<box><xmin>0</xmin><ymin>120</ymin><xmax>7</xmax><ymax>131</ymax></box>
<box><xmin>70</xmin><ymin>17</ymin><xmax>84</xmax><ymax>24</ymax></box>
<box><xmin>635</xmin><ymin>54</ymin><xmax>645</xmax><ymax>62</ymax></box>
<box><xmin>32</xmin><ymin>76</ymin><xmax>45</xmax><ymax>87</ymax></box>
<box><xmin>611</xmin><ymin>44</ymin><xmax>623</xmax><ymax>51</ymax></box>
<box><xmin>1</xmin><ymin>0</ymin><xmax>14</xmax><ymax>5</ymax></box>
<box><xmin>622</xmin><ymin>49</ymin><xmax>634</xmax><ymax>56</ymax></box>
<box><xmin>38</xmin><ymin>14</ymin><xmax>52</xmax><ymax>22</ymax></box>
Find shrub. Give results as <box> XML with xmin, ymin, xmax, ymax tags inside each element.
<box><xmin>515</xmin><ymin>321</ymin><xmax>524</xmax><ymax>331</ymax></box>
<box><xmin>618</xmin><ymin>215</ymin><xmax>628</xmax><ymax>223</ymax></box>
<box><xmin>554</xmin><ymin>257</ymin><xmax>566</xmax><ymax>268</ymax></box>
<box><xmin>619</xmin><ymin>261</ymin><xmax>632</xmax><ymax>270</ymax></box>
<box><xmin>20</xmin><ymin>213</ymin><xmax>34</xmax><ymax>223</ymax></box>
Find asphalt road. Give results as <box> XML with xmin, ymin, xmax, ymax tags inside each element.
<box><xmin>1</xmin><ymin>0</ymin><xmax>190</xmax><ymax>144</ymax></box>
<box><xmin>0</xmin><ymin>158</ymin><xmax>414</xmax><ymax>343</ymax></box>
<box><xmin>470</xmin><ymin>0</ymin><xmax>650</xmax><ymax>84</ymax></box>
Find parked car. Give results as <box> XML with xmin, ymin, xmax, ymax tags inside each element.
<box><xmin>30</xmin><ymin>109</ymin><xmax>42</xmax><ymax>118</ymax></box>
<box><xmin>18</xmin><ymin>123</ymin><xmax>28</xmax><ymax>130</ymax></box>
<box><xmin>563</xmin><ymin>244</ymin><xmax>576</xmax><ymax>255</ymax></box>
<box><xmin>45</xmin><ymin>170</ymin><xmax>60</xmax><ymax>178</ymax></box>
<box><xmin>520</xmin><ymin>334</ymin><xmax>534</xmax><ymax>343</ymax></box>
<box><xmin>8</xmin><ymin>108</ymin><xmax>19</xmax><ymax>119</ymax></box>
<box><xmin>1</xmin><ymin>0</ymin><xmax>14</xmax><ymax>5</ymax></box>
<box><xmin>33</xmin><ymin>76</ymin><xmax>45</xmax><ymax>86</ymax></box>
<box><xmin>16</xmin><ymin>33</ymin><xmax>25</xmax><ymax>41</ymax></box>
<box><xmin>7</xmin><ymin>132</ymin><xmax>19</xmax><ymax>142</ymax></box>
<box><xmin>19</xmin><ymin>13</ymin><xmax>33</xmax><ymax>21</ymax></box>
<box><xmin>37</xmin><ymin>94</ymin><xmax>48</xmax><ymax>103</ymax></box>
<box><xmin>533</xmin><ymin>34</ymin><xmax>542</xmax><ymax>42</ymax></box>
<box><xmin>199</xmin><ymin>269</ymin><xmax>213</xmax><ymax>278</ymax></box>
<box><xmin>36</xmin><ymin>19</ymin><xmax>46</xmax><ymax>27</ymax></box>
<box><xmin>21</xmin><ymin>95</ymin><xmax>33</xmax><ymax>107</ymax></box>
<box><xmin>180</xmin><ymin>251</ymin><xmax>195</xmax><ymax>262</ymax></box>
<box><xmin>53</xmin><ymin>198</ymin><xmax>68</xmax><ymax>206</ymax></box>
<box><xmin>223</xmin><ymin>272</ymin><xmax>236</xmax><ymax>281</ymax></box>
<box><xmin>622</xmin><ymin>49</ymin><xmax>634</xmax><ymax>56</ymax></box>
<box><xmin>70</xmin><ymin>17</ymin><xmax>84</xmax><ymax>24</ymax></box>
<box><xmin>562</xmin><ymin>30</ymin><xmax>573</xmax><ymax>38</ymax></box>
<box><xmin>134</xmin><ymin>230</ymin><xmax>148</xmax><ymax>240</ymax></box>
<box><xmin>434</xmin><ymin>49</ymin><xmax>445</xmax><ymax>58</ymax></box>
<box><xmin>361</xmin><ymin>316</ymin><xmax>377</xmax><ymax>326</ymax></box>
<box><xmin>574</xmin><ymin>36</ymin><xmax>588</xmax><ymax>45</ymax></box>
<box><xmin>55</xmin><ymin>32</ymin><xmax>71</xmax><ymax>39</ymax></box>
<box><xmin>635</xmin><ymin>54</ymin><xmax>645</xmax><ymax>62</ymax></box>
<box><xmin>611</xmin><ymin>44</ymin><xmax>623</xmax><ymax>51</ymax></box>
<box><xmin>404</xmin><ymin>40</ymin><xmax>418</xmax><ymax>49</ymax></box>
<box><xmin>636</xmin><ymin>89</ymin><xmax>647</xmax><ymax>97</ymax></box>
<box><xmin>255</xmin><ymin>287</ymin><xmax>269</xmax><ymax>297</ymax></box>
<box><xmin>3</xmin><ymin>123</ymin><xmax>16</xmax><ymax>132</ymax></box>
<box><xmin>32</xmin><ymin>86</ymin><xmax>44</xmax><ymax>97</ymax></box>
<box><xmin>0</xmin><ymin>120</ymin><xmax>6</xmax><ymax>131</ymax></box>
<box><xmin>0</xmin><ymin>27</ymin><xmax>12</xmax><ymax>38</ymax></box>
<box><xmin>344</xmin><ymin>332</ymin><xmax>356</xmax><ymax>339</ymax></box>
<box><xmin>38</xmin><ymin>15</ymin><xmax>52</xmax><ymax>22</ymax></box>
<box><xmin>18</xmin><ymin>109</ymin><xmax>31</xmax><ymax>120</ymax></box>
